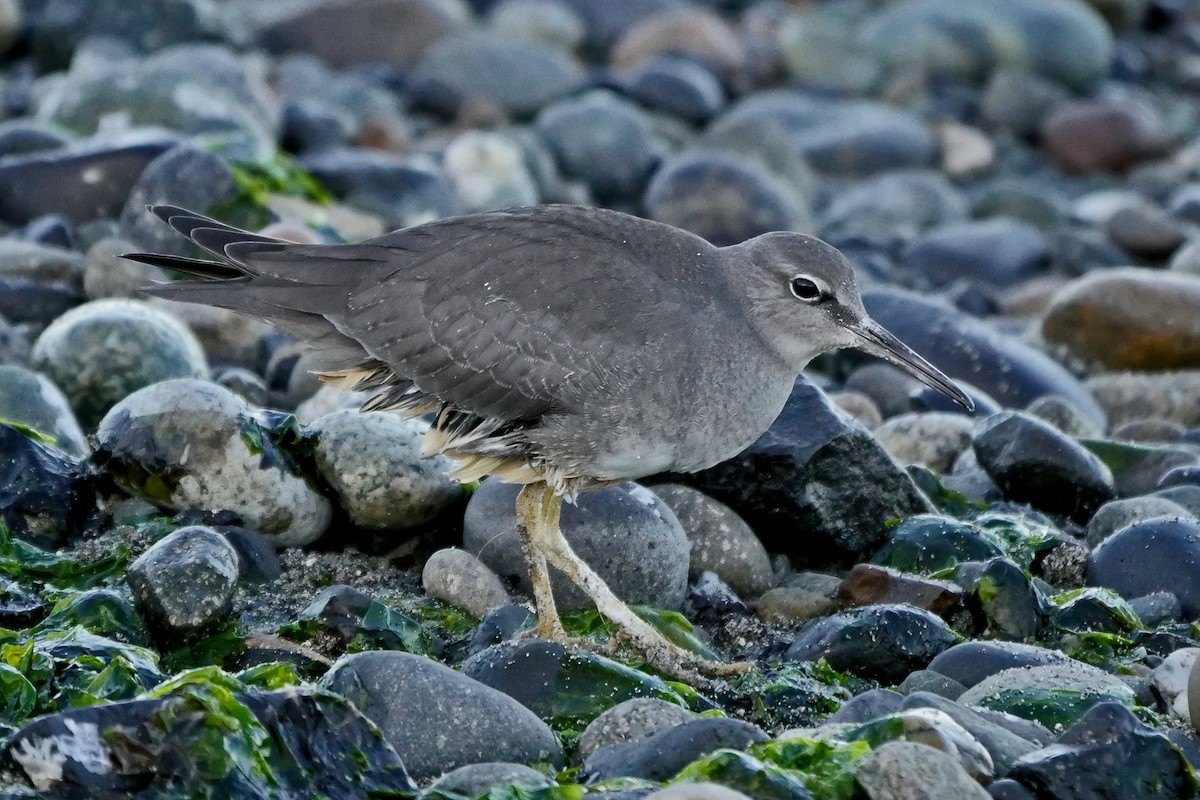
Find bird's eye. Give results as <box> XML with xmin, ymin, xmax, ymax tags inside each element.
<box><xmin>790</xmin><ymin>275</ymin><xmax>824</xmax><ymax>302</ymax></box>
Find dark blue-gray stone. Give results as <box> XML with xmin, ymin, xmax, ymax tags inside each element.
<box><xmin>1088</xmin><ymin>517</ymin><xmax>1200</xmax><ymax>617</ymax></box>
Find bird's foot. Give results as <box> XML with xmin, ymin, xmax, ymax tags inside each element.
<box><xmin>603</xmin><ymin>627</ymin><xmax>754</xmax><ymax>686</ymax></box>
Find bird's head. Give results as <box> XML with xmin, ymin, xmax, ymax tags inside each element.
<box><xmin>728</xmin><ymin>231</ymin><xmax>974</xmax><ymax>411</ymax></box>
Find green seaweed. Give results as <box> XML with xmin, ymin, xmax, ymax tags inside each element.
<box><xmin>0</xmin><ymin>521</ymin><xmax>130</xmax><ymax>589</ymax></box>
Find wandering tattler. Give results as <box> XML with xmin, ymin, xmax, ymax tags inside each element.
<box><xmin>126</xmin><ymin>204</ymin><xmax>972</xmax><ymax>681</ymax></box>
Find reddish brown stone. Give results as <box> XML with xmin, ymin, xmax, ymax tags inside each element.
<box><xmin>1041</xmin><ymin>100</ymin><xmax>1169</xmax><ymax>174</ymax></box>
<box><xmin>836</xmin><ymin>564</ymin><xmax>962</xmax><ymax>616</ymax></box>
<box><xmin>1042</xmin><ymin>268</ymin><xmax>1200</xmax><ymax>370</ymax></box>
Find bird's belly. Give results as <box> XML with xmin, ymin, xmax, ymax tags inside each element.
<box><xmin>545</xmin><ymin>364</ymin><xmax>795</xmax><ymax>482</ymax></box>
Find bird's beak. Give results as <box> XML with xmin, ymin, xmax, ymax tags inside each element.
<box><xmin>852</xmin><ymin>320</ymin><xmax>975</xmax><ymax>412</ymax></box>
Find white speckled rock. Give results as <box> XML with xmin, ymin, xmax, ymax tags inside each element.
<box><xmin>651</xmin><ymin>483</ymin><xmax>773</xmax><ymax>597</ymax></box>
<box><xmin>309</xmin><ymin>409</ymin><xmax>463</xmax><ymax>530</ymax></box>
<box><xmin>31</xmin><ymin>298</ymin><xmax>208</xmax><ymax>429</ymax></box>
<box><xmin>1151</xmin><ymin>647</ymin><xmax>1200</xmax><ymax>720</ymax></box>
<box><xmin>856</xmin><ymin>741</ymin><xmax>991</xmax><ymax>800</ymax></box>
<box><xmin>422</xmin><ymin>548</ymin><xmax>510</xmax><ymax>618</ymax></box>
<box><xmin>874</xmin><ymin>412</ymin><xmax>976</xmax><ymax>473</ymax></box>
<box><xmin>96</xmin><ymin>378</ymin><xmax>331</xmax><ymax>546</ymax></box>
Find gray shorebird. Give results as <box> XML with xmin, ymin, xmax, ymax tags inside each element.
<box><xmin>126</xmin><ymin>204</ymin><xmax>971</xmax><ymax>681</ymax></box>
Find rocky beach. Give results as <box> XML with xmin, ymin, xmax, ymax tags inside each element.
<box><xmin>2</xmin><ymin>0</ymin><xmax>1200</xmax><ymax>798</ymax></box>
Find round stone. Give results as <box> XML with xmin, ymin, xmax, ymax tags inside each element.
<box><xmin>421</xmin><ymin>548</ymin><xmax>511</xmax><ymax>619</ymax></box>
<box><xmin>95</xmin><ymin>378</ymin><xmax>331</xmax><ymax>546</ymax></box>
<box><xmin>1088</xmin><ymin>517</ymin><xmax>1200</xmax><ymax>617</ymax></box>
<box><xmin>873</xmin><ymin>412</ymin><xmax>975</xmax><ymax>473</ymax></box>
<box><xmin>1085</xmin><ymin>496</ymin><xmax>1196</xmax><ymax>547</ymax></box>
<box><xmin>576</xmin><ymin>697</ymin><xmax>697</xmax><ymax>761</ymax></box>
<box><xmin>31</xmin><ymin>298</ymin><xmax>208</xmax><ymax>429</ymax></box>
<box><xmin>320</xmin><ymin>650</ymin><xmax>562</xmax><ymax>781</ymax></box>
<box><xmin>443</xmin><ymin>130</ymin><xmax>540</xmax><ymax>213</ymax></box>
<box><xmin>1042</xmin><ymin>268</ymin><xmax>1200</xmax><ymax>370</ymax></box>
<box><xmin>905</xmin><ymin>218</ymin><xmax>1047</xmax><ymax>289</ymax></box>
<box><xmin>126</xmin><ymin>525</ymin><xmax>239</xmax><ymax>643</ymax></box>
<box><xmin>643</xmin><ymin>150</ymin><xmax>810</xmax><ymax>247</ymax></box>
<box><xmin>972</xmin><ymin>410</ymin><xmax>1115</xmax><ymax>522</ymax></box>
<box><xmin>0</xmin><ymin>364</ymin><xmax>88</xmax><ymax>456</ymax></box>
<box><xmin>1041</xmin><ymin>99</ymin><xmax>1168</xmax><ymax>174</ymax></box>
<box><xmin>463</xmin><ymin>480</ymin><xmax>690</xmax><ymax>611</ymax></box>
<box><xmin>308</xmin><ymin>409</ymin><xmax>463</xmax><ymax>531</ymax></box>
<box><xmin>650</xmin><ymin>483</ymin><xmax>773</xmax><ymax>597</ymax></box>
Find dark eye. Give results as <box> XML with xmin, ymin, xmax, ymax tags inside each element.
<box><xmin>790</xmin><ymin>275</ymin><xmax>824</xmax><ymax>302</ymax></box>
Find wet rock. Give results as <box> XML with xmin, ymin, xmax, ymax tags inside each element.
<box><xmin>6</xmin><ymin>686</ymin><xmax>415</xmax><ymax>798</ymax></box>
<box><xmin>870</xmin><ymin>515</ymin><xmax>1004</xmax><ymax>575</ymax></box>
<box><xmin>322</xmin><ymin>650</ymin><xmax>561</xmax><ymax>781</ymax></box>
<box><xmin>1129</xmin><ymin>591</ymin><xmax>1181</xmax><ymax>627</ymax></box>
<box><xmin>428</xmin><ymin>763</ymin><xmax>553</xmax><ymax>796</ymax></box>
<box><xmin>784</xmin><ymin>604</ymin><xmax>957</xmax><ymax>683</ymax></box>
<box><xmin>296</xmin><ymin>584</ymin><xmax>373</xmax><ymax>645</ymax></box>
<box><xmin>826</xmin><ymin>688</ymin><xmax>905</xmax><ymax>725</ymax></box>
<box><xmin>909</xmin><ymin>381</ymin><xmax>1001</xmax><ymax>418</ymax></box>
<box><xmin>928</xmin><ymin>641</ymin><xmax>1074</xmax><ymax>688</ymax></box>
<box><xmin>583</xmin><ymin>717</ymin><xmax>768</xmax><ymax>782</ymax></box>
<box><xmin>1043</xmin><ymin>268</ymin><xmax>1200</xmax><ymax>370</ymax></box>
<box><xmin>1086</xmin><ymin>439</ymin><xmax>1200</xmax><ymax>498</ymax></box>
<box><xmin>958</xmin><ymin>662</ymin><xmax>1137</xmax><ymax>730</ymax></box>
<box><xmin>0</xmin><ymin>365</ymin><xmax>88</xmax><ymax>456</ymax></box>
<box><xmin>872</xmin><ymin>412</ymin><xmax>975</xmax><ymax>472</ymax></box>
<box><xmin>308</xmin><ymin>409</ymin><xmax>462</xmax><ymax>531</ymax></box>
<box><xmin>755</xmin><ymin>586</ymin><xmax>835</xmax><ymax>624</ymax></box>
<box><xmin>828</xmin><ymin>391</ymin><xmax>883</xmax><ymax>429</ymax></box>
<box><xmin>0</xmin><ymin>140</ymin><xmax>174</xmax><ymax>226</ymax></box>
<box><xmin>118</xmin><ymin>146</ymin><xmax>236</xmax><ymax>255</ymax></box>
<box><xmin>1088</xmin><ymin>517</ymin><xmax>1200</xmax><ymax>617</ymax></box>
<box><xmin>1084</xmin><ymin>496</ymin><xmax>1196</xmax><ymax>547</ymax></box>
<box><xmin>907</xmin><ymin>218</ymin><xmax>1047</xmax><ymax>289</ymax></box>
<box><xmin>848</xmin><ymin>707</ymin><xmax>995</xmax><ymax>782</ymax></box>
<box><xmin>1128</xmin><ymin>419</ymin><xmax>1191</xmax><ymax>444</ymax></box>
<box><xmin>443</xmin><ymin>130</ymin><xmax>540</xmax><ymax>214</ymax></box>
<box><xmin>684</xmin><ymin>379</ymin><xmax>933</xmax><ymax>567</ymax></box>
<box><xmin>37</xmin><ymin>45</ymin><xmax>277</xmax><ymax>159</ymax></box>
<box><xmin>1087</xmin><ymin>371</ymin><xmax>1200</xmax><ymax>429</ymax></box>
<box><xmin>862</xmin><ymin>0</ymin><xmax>1112</xmax><ymax>91</ymax></box>
<box><xmin>972</xmin><ymin>411</ymin><xmax>1115</xmax><ymax>522</ymax></box>
<box><xmin>902</xmin><ymin>692</ymin><xmax>1039</xmax><ymax>778</ymax></box>
<box><xmin>95</xmin><ymin>379</ymin><xmax>332</xmax><ymax>546</ymax></box>
<box><xmin>0</xmin><ymin>424</ymin><xmax>94</xmax><ymax>549</ymax></box>
<box><xmin>643</xmin><ymin>150</ymin><xmax>809</xmax><ymax>247</ymax></box>
<box><xmin>412</xmin><ymin>29</ymin><xmax>584</xmax><ymax>118</ymax></box>
<box><xmin>489</xmin><ymin>0</ymin><xmax>586</xmax><ymax>51</ymax></box>
<box><xmin>856</xmin><ymin>740</ymin><xmax>991</xmax><ymax>800</ymax></box>
<box><xmin>651</xmin><ymin>483</ymin><xmax>772</xmax><ymax>598</ymax></box>
<box><xmin>126</xmin><ymin>524</ymin><xmax>238</xmax><ymax>644</ymax></box>
<box><xmin>980</xmin><ymin>70</ymin><xmax>1069</xmax><ymax>138</ymax></box>
<box><xmin>463</xmin><ymin>480</ymin><xmax>689</xmax><ymax>611</ymax></box>
<box><xmin>536</xmin><ymin>90</ymin><xmax>663</xmax><ymax>203</ymax></box>
<box><xmin>576</xmin><ymin>697</ymin><xmax>697</xmax><ymax>762</ymax></box>
<box><xmin>897</xmin><ymin>670</ymin><xmax>967</xmax><ymax>700</ymax></box>
<box><xmin>1042</xmin><ymin>99</ymin><xmax>1169</xmax><ymax>174</ymax></box>
<box><xmin>955</xmin><ymin>557</ymin><xmax>1047</xmax><ymax>641</ymax></box>
<box><xmin>1008</xmin><ymin>702</ymin><xmax>1195</xmax><ymax>799</ymax></box>
<box><xmin>1025</xmin><ymin>395</ymin><xmax>1104</xmax><ymax>440</ymax></box>
<box><xmin>300</xmin><ymin>148</ymin><xmax>459</xmax><ymax>228</ymax></box>
<box><xmin>255</xmin><ymin>0</ymin><xmax>459</xmax><ymax>69</ymax></box>
<box><xmin>623</xmin><ymin>56</ymin><xmax>725</xmax><ymax>124</ymax></box>
<box><xmin>836</xmin><ymin>564</ymin><xmax>962</xmax><ymax>616</ymax></box>
<box><xmin>610</xmin><ymin>8</ymin><xmax>745</xmax><ymax>86</ymax></box>
<box><xmin>24</xmin><ymin>0</ymin><xmax>224</xmax><ymax>65</ymax></box>
<box><xmin>709</xmin><ymin>92</ymin><xmax>937</xmax><ymax>178</ymax></box>
<box><xmin>1105</xmin><ymin>203</ymin><xmax>1188</xmax><ymax>260</ymax></box>
<box><xmin>863</xmin><ymin>289</ymin><xmax>1106</xmax><ymax>428</ymax></box>
<box><xmin>213</xmin><ymin>366</ymin><xmax>268</xmax><ymax>408</ymax></box>
<box><xmin>818</xmin><ymin>170</ymin><xmax>967</xmax><ymax>241</ymax></box>
<box><xmin>462</xmin><ymin>638</ymin><xmax>688</xmax><ymax>726</ymax></box>
<box><xmin>83</xmin><ymin>237</ymin><xmax>164</xmax><ymax>300</ymax></box>
<box><xmin>421</xmin><ymin>548</ymin><xmax>510</xmax><ymax>619</ymax></box>
<box><xmin>556</xmin><ymin>0</ymin><xmax>683</xmax><ymax>51</ymax></box>
<box><xmin>31</xmin><ymin>299</ymin><xmax>208</xmax><ymax>429</ymax></box>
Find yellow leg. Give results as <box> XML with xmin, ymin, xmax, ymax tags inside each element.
<box><xmin>515</xmin><ymin>483</ymin><xmax>567</xmax><ymax>640</ymax></box>
<box><xmin>515</xmin><ymin>482</ymin><xmax>753</xmax><ymax>684</ymax></box>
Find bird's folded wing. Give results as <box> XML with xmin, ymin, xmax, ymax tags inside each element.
<box><xmin>231</xmin><ymin>208</ymin><xmax>714</xmax><ymax>424</ymax></box>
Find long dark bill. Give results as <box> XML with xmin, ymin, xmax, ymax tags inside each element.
<box><xmin>854</xmin><ymin>321</ymin><xmax>975</xmax><ymax>412</ymax></box>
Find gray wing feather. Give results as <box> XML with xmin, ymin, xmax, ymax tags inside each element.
<box><xmin>148</xmin><ymin>205</ymin><xmax>722</xmax><ymax>426</ymax></box>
